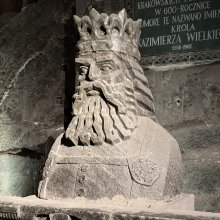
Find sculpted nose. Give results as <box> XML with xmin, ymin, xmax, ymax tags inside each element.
<box><xmin>87</xmin><ymin>64</ymin><xmax>98</xmax><ymax>81</ymax></box>
<box><xmin>88</xmin><ymin>68</ymin><xmax>94</xmax><ymax>81</ymax></box>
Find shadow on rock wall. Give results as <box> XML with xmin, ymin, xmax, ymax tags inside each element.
<box><xmin>0</xmin><ymin>135</ymin><xmax>55</xmax><ymax>196</ymax></box>
<box><xmin>0</xmin><ymin>0</ymin><xmax>76</xmax><ymax>196</ymax></box>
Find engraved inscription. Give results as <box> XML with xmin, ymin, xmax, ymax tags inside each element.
<box><xmin>134</xmin><ymin>0</ymin><xmax>220</xmax><ymax>56</ymax></box>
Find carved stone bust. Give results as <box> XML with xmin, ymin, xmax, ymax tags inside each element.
<box><xmin>38</xmin><ymin>8</ymin><xmax>183</xmax><ymax>201</ymax></box>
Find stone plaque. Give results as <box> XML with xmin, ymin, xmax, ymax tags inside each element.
<box><xmin>134</xmin><ymin>0</ymin><xmax>220</xmax><ymax>57</ymax></box>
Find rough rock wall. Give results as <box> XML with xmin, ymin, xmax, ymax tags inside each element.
<box><xmin>146</xmin><ymin>63</ymin><xmax>220</xmax><ymax>212</ymax></box>
<box><xmin>146</xmin><ymin>63</ymin><xmax>220</xmax><ymax>148</ymax></box>
<box><xmin>0</xmin><ymin>0</ymin><xmax>75</xmax><ymax>196</ymax></box>
<box><xmin>0</xmin><ymin>0</ymin><xmax>23</xmax><ymax>15</ymax></box>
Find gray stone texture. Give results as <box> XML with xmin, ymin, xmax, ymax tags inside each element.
<box><xmin>145</xmin><ymin>63</ymin><xmax>220</xmax><ymax>212</ymax></box>
<box><xmin>0</xmin><ymin>0</ymin><xmax>74</xmax><ymax>196</ymax></box>
<box><xmin>0</xmin><ymin>0</ymin><xmax>218</xmax><ymax>213</ymax></box>
<box><xmin>146</xmin><ymin>63</ymin><xmax>220</xmax><ymax>146</ymax></box>
<box><xmin>183</xmin><ymin>143</ymin><xmax>220</xmax><ymax>213</ymax></box>
<box><xmin>39</xmin><ymin>8</ymin><xmax>183</xmax><ymax>201</ymax></box>
<box><xmin>0</xmin><ymin>196</ymin><xmax>218</xmax><ymax>220</ymax></box>
<box><xmin>0</xmin><ymin>155</ymin><xmax>42</xmax><ymax>196</ymax></box>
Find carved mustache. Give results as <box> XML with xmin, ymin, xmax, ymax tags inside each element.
<box><xmin>76</xmin><ymin>80</ymin><xmax>126</xmax><ymax>114</ymax></box>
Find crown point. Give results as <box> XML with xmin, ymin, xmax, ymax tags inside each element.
<box><xmin>73</xmin><ymin>15</ymin><xmax>81</xmax><ymax>27</ymax></box>
<box><xmin>118</xmin><ymin>9</ymin><xmax>127</xmax><ymax>24</ymax></box>
<box><xmin>89</xmin><ymin>8</ymin><xmax>100</xmax><ymax>20</ymax></box>
<box><xmin>109</xmin><ymin>14</ymin><xmax>122</xmax><ymax>37</ymax></box>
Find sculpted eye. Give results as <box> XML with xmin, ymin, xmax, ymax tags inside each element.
<box><xmin>100</xmin><ymin>64</ymin><xmax>113</xmax><ymax>73</ymax></box>
<box><xmin>80</xmin><ymin>66</ymin><xmax>89</xmax><ymax>75</ymax></box>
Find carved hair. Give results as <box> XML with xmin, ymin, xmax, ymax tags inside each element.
<box><xmin>113</xmin><ymin>52</ymin><xmax>156</xmax><ymax>120</ymax></box>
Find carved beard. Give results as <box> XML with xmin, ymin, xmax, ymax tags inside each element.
<box><xmin>65</xmin><ymin>79</ymin><xmax>137</xmax><ymax>146</ymax></box>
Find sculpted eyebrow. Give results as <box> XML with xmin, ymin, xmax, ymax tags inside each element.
<box><xmin>96</xmin><ymin>55</ymin><xmax>114</xmax><ymax>63</ymax></box>
<box><xmin>75</xmin><ymin>58</ymin><xmax>93</xmax><ymax>65</ymax></box>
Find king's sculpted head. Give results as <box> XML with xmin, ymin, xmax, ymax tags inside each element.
<box><xmin>65</xmin><ymin>9</ymin><xmax>156</xmax><ymax>146</ymax></box>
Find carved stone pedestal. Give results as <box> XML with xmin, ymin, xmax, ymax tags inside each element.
<box><xmin>3</xmin><ymin>194</ymin><xmax>220</xmax><ymax>220</ymax></box>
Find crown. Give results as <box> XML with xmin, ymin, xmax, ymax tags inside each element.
<box><xmin>74</xmin><ymin>8</ymin><xmax>142</xmax><ymax>60</ymax></box>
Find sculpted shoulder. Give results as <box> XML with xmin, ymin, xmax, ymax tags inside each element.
<box><xmin>138</xmin><ymin>116</ymin><xmax>178</xmax><ymax>148</ymax></box>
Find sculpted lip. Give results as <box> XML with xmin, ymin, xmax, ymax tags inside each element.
<box><xmin>87</xmin><ymin>90</ymin><xmax>100</xmax><ymax>96</ymax></box>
